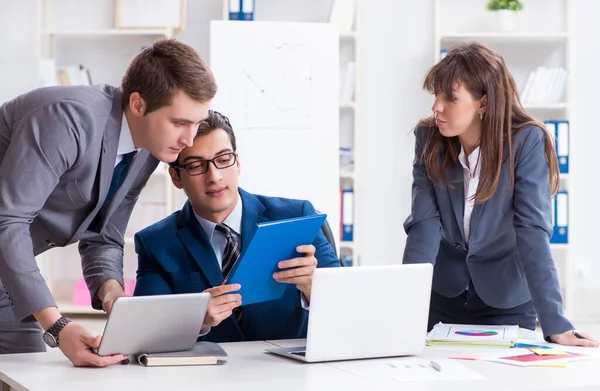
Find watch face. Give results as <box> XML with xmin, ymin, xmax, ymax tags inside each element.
<box><xmin>43</xmin><ymin>332</ymin><xmax>58</xmax><ymax>348</ymax></box>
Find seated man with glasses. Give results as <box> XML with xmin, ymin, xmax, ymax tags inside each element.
<box><xmin>132</xmin><ymin>110</ymin><xmax>340</xmax><ymax>342</ymax></box>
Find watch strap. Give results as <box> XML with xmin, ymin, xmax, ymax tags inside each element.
<box><xmin>46</xmin><ymin>316</ymin><xmax>71</xmax><ymax>345</ymax></box>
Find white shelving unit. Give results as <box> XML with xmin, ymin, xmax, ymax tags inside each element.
<box><xmin>219</xmin><ymin>0</ymin><xmax>361</xmax><ymax>266</ymax></box>
<box><xmin>35</xmin><ymin>0</ymin><xmax>185</xmax><ymax>316</ymax></box>
<box><xmin>433</xmin><ymin>0</ymin><xmax>572</xmax><ymax>317</ymax></box>
<box><xmin>339</xmin><ymin>0</ymin><xmax>361</xmax><ymax>267</ymax></box>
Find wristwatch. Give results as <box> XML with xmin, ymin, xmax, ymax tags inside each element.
<box><xmin>42</xmin><ymin>316</ymin><xmax>72</xmax><ymax>348</ymax></box>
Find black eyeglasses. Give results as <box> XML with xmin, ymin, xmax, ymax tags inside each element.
<box><xmin>171</xmin><ymin>152</ymin><xmax>237</xmax><ymax>176</ymax></box>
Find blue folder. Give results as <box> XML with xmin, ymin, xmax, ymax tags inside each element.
<box><xmin>226</xmin><ymin>213</ymin><xmax>327</xmax><ymax>306</ymax></box>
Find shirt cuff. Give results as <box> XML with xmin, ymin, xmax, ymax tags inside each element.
<box><xmin>300</xmin><ymin>293</ymin><xmax>310</xmax><ymax>311</ymax></box>
<box><xmin>199</xmin><ymin>326</ymin><xmax>211</xmax><ymax>337</ymax></box>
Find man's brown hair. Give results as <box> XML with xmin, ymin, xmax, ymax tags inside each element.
<box><xmin>121</xmin><ymin>39</ymin><xmax>217</xmax><ymax>114</ymax></box>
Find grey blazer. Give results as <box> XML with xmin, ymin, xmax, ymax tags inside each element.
<box><xmin>0</xmin><ymin>85</ymin><xmax>159</xmax><ymax>321</ymax></box>
<box><xmin>403</xmin><ymin>125</ymin><xmax>572</xmax><ymax>337</ymax></box>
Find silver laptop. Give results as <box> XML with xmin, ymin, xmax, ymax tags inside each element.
<box><xmin>95</xmin><ymin>292</ymin><xmax>211</xmax><ymax>356</ymax></box>
<box><xmin>266</xmin><ymin>264</ymin><xmax>433</xmax><ymax>362</ymax></box>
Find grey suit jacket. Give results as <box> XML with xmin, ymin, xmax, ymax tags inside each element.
<box><xmin>403</xmin><ymin>125</ymin><xmax>572</xmax><ymax>337</ymax></box>
<box><xmin>0</xmin><ymin>85</ymin><xmax>159</xmax><ymax>321</ymax></box>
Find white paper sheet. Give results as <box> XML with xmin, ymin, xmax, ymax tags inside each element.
<box><xmin>327</xmin><ymin>357</ymin><xmax>485</xmax><ymax>384</ymax></box>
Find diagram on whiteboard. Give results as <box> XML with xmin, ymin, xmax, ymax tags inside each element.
<box><xmin>242</xmin><ymin>68</ymin><xmax>312</xmax><ymax>130</ymax></box>
<box><xmin>235</xmin><ymin>38</ymin><xmax>314</xmax><ymax>130</ymax></box>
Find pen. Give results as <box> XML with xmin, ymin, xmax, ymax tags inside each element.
<box><xmin>573</xmin><ymin>331</ymin><xmax>585</xmax><ymax>340</ymax></box>
<box><xmin>430</xmin><ymin>360</ymin><xmax>442</xmax><ymax>372</ymax></box>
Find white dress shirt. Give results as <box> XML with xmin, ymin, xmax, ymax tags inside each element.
<box><xmin>458</xmin><ymin>145</ymin><xmax>481</xmax><ymax>243</ymax></box>
<box><xmin>115</xmin><ymin>113</ymin><xmax>140</xmax><ymax>166</ymax></box>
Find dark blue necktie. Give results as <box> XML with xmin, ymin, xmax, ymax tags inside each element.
<box><xmin>104</xmin><ymin>151</ymin><xmax>135</xmax><ymax>206</ymax></box>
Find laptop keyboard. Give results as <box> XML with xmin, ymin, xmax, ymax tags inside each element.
<box><xmin>291</xmin><ymin>351</ymin><xmax>306</xmax><ymax>357</ymax></box>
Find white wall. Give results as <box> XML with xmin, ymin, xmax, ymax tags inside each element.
<box><xmin>569</xmin><ymin>0</ymin><xmax>600</xmax><ymax>293</ymax></box>
<box><xmin>0</xmin><ymin>0</ymin><xmax>38</xmax><ymax>102</ymax></box>
<box><xmin>354</xmin><ymin>0</ymin><xmax>434</xmax><ymax>266</ymax></box>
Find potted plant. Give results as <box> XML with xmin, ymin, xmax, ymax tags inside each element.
<box><xmin>486</xmin><ymin>0</ymin><xmax>524</xmax><ymax>32</ymax></box>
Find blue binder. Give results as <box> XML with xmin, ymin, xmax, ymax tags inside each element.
<box><xmin>545</xmin><ymin>120</ymin><xmax>569</xmax><ymax>174</ymax></box>
<box><xmin>228</xmin><ymin>0</ymin><xmax>242</xmax><ymax>20</ymax></box>
<box><xmin>241</xmin><ymin>0</ymin><xmax>254</xmax><ymax>20</ymax></box>
<box><xmin>550</xmin><ymin>191</ymin><xmax>568</xmax><ymax>244</ymax></box>
<box><xmin>341</xmin><ymin>188</ymin><xmax>354</xmax><ymax>241</ymax></box>
<box><xmin>555</xmin><ymin>120</ymin><xmax>569</xmax><ymax>174</ymax></box>
<box><xmin>226</xmin><ymin>214</ymin><xmax>327</xmax><ymax>305</ymax></box>
<box><xmin>440</xmin><ymin>48</ymin><xmax>448</xmax><ymax>60</ymax></box>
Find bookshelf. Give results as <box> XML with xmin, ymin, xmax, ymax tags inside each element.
<box><xmin>219</xmin><ymin>0</ymin><xmax>361</xmax><ymax>266</ymax></box>
<box><xmin>433</xmin><ymin>0</ymin><xmax>573</xmax><ymax>317</ymax></box>
<box><xmin>34</xmin><ymin>0</ymin><xmax>186</xmax><ymax>316</ymax></box>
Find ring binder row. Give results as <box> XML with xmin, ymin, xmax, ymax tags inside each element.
<box><xmin>228</xmin><ymin>0</ymin><xmax>254</xmax><ymax>20</ymax></box>
<box><xmin>544</xmin><ymin>120</ymin><xmax>569</xmax><ymax>245</ymax></box>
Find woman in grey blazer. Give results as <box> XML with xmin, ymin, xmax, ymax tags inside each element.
<box><xmin>403</xmin><ymin>42</ymin><xmax>597</xmax><ymax>347</ymax></box>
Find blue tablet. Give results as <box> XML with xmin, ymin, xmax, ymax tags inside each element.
<box><xmin>226</xmin><ymin>213</ymin><xmax>327</xmax><ymax>306</ymax></box>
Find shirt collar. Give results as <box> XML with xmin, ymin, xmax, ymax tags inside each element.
<box><xmin>458</xmin><ymin>145</ymin><xmax>481</xmax><ymax>175</ymax></box>
<box><xmin>117</xmin><ymin>112</ymin><xmax>140</xmax><ymax>156</ymax></box>
<box><xmin>194</xmin><ymin>194</ymin><xmax>243</xmax><ymax>241</ymax></box>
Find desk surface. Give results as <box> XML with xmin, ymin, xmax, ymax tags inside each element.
<box><xmin>0</xmin><ymin>336</ymin><xmax>598</xmax><ymax>391</ymax></box>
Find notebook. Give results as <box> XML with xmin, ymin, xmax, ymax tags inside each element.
<box><xmin>226</xmin><ymin>213</ymin><xmax>327</xmax><ymax>305</ymax></box>
<box><xmin>136</xmin><ymin>342</ymin><xmax>228</xmax><ymax>367</ymax></box>
<box><xmin>427</xmin><ymin>323</ymin><xmax>521</xmax><ymax>347</ymax></box>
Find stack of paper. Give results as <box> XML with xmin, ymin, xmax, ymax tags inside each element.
<box><xmin>427</xmin><ymin>323</ymin><xmax>520</xmax><ymax>347</ymax></box>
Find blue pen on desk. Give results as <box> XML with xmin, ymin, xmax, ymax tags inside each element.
<box><xmin>430</xmin><ymin>360</ymin><xmax>442</xmax><ymax>372</ymax></box>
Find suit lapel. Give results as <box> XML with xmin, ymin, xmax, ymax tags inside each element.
<box><xmin>239</xmin><ymin>189</ymin><xmax>268</xmax><ymax>254</ymax></box>
<box><xmin>176</xmin><ymin>202</ymin><xmax>224</xmax><ymax>287</ymax></box>
<box><xmin>446</xmin><ymin>163</ymin><xmax>466</xmax><ymax>242</ymax></box>
<box><xmin>72</xmin><ymin>89</ymin><xmax>122</xmax><ymax>237</ymax></box>
<box><xmin>468</xmin><ymin>201</ymin><xmax>486</xmax><ymax>244</ymax></box>
<box><xmin>230</xmin><ymin>189</ymin><xmax>266</xmax><ymax>337</ymax></box>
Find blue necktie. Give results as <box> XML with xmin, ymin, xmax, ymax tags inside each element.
<box><xmin>104</xmin><ymin>151</ymin><xmax>135</xmax><ymax>206</ymax></box>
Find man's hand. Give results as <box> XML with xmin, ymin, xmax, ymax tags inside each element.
<box><xmin>202</xmin><ymin>284</ymin><xmax>242</xmax><ymax>328</ymax></box>
<box><xmin>58</xmin><ymin>322</ymin><xmax>128</xmax><ymax>367</ymax></box>
<box><xmin>96</xmin><ymin>279</ymin><xmax>127</xmax><ymax>314</ymax></box>
<box><xmin>551</xmin><ymin>330</ymin><xmax>599</xmax><ymax>347</ymax></box>
<box><xmin>273</xmin><ymin>244</ymin><xmax>318</xmax><ymax>303</ymax></box>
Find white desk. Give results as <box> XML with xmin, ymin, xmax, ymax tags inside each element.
<box><xmin>0</xmin><ymin>337</ymin><xmax>598</xmax><ymax>391</ymax></box>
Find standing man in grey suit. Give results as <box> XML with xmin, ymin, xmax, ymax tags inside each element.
<box><xmin>0</xmin><ymin>39</ymin><xmax>217</xmax><ymax>366</ymax></box>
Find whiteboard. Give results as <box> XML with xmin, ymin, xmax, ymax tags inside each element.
<box><xmin>210</xmin><ymin>21</ymin><xmax>340</xmax><ymax>248</ymax></box>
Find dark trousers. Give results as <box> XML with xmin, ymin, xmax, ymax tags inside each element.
<box><xmin>428</xmin><ymin>280</ymin><xmax>537</xmax><ymax>332</ymax></box>
<box><xmin>0</xmin><ymin>280</ymin><xmax>46</xmax><ymax>354</ymax></box>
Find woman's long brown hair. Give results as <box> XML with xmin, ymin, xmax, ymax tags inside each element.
<box><xmin>418</xmin><ymin>42</ymin><xmax>559</xmax><ymax>203</ymax></box>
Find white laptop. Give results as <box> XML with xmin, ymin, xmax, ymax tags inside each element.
<box><xmin>266</xmin><ymin>264</ymin><xmax>433</xmax><ymax>362</ymax></box>
<box><xmin>94</xmin><ymin>292</ymin><xmax>210</xmax><ymax>356</ymax></box>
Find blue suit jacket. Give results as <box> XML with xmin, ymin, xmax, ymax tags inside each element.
<box><xmin>133</xmin><ymin>188</ymin><xmax>340</xmax><ymax>342</ymax></box>
<box><xmin>403</xmin><ymin>125</ymin><xmax>572</xmax><ymax>337</ymax></box>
